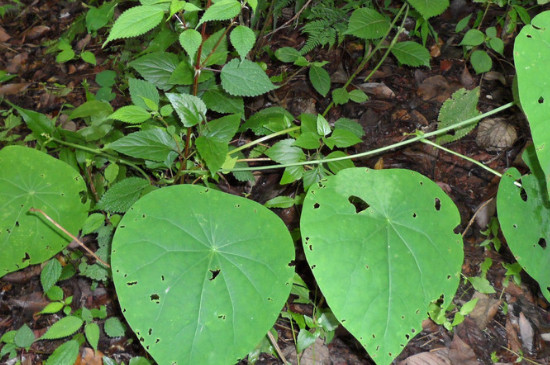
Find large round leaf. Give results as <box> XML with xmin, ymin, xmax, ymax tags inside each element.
<box><xmin>111</xmin><ymin>185</ymin><xmax>295</xmax><ymax>364</ymax></box>
<box><xmin>497</xmin><ymin>167</ymin><xmax>550</xmax><ymax>302</ymax></box>
<box><xmin>514</xmin><ymin>11</ymin><xmax>550</xmax><ymax>193</ymax></box>
<box><xmin>300</xmin><ymin>168</ymin><xmax>463</xmax><ymax>365</ymax></box>
<box><xmin>0</xmin><ymin>146</ymin><xmax>88</xmax><ymax>277</ymax></box>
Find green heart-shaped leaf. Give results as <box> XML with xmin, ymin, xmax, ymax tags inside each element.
<box><xmin>300</xmin><ymin>168</ymin><xmax>463</xmax><ymax>365</ymax></box>
<box><xmin>111</xmin><ymin>185</ymin><xmax>295</xmax><ymax>364</ymax></box>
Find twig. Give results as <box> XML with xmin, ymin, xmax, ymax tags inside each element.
<box><xmin>265</xmin><ymin>0</ymin><xmax>313</xmax><ymax>37</ymax></box>
<box><xmin>462</xmin><ymin>198</ymin><xmax>493</xmax><ymax>238</ymax></box>
<box><xmin>267</xmin><ymin>330</ymin><xmax>288</xmax><ymax>364</ymax></box>
<box><xmin>29</xmin><ymin>208</ymin><xmax>110</xmax><ymax>268</ymax></box>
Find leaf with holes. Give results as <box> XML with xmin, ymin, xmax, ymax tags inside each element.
<box><xmin>0</xmin><ymin>146</ymin><xmax>89</xmax><ymax>278</ymax></box>
<box><xmin>111</xmin><ymin>185</ymin><xmax>295</xmax><ymax>364</ymax></box>
<box><xmin>514</xmin><ymin>11</ymin><xmax>550</xmax><ymax>193</ymax></box>
<box><xmin>300</xmin><ymin>168</ymin><xmax>463</xmax><ymax>365</ymax></box>
<box><xmin>497</xmin><ymin>147</ymin><xmax>550</xmax><ymax>301</ymax></box>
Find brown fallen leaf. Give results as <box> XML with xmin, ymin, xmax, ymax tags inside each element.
<box><xmin>518</xmin><ymin>312</ymin><xmax>535</xmax><ymax>354</ymax></box>
<box><xmin>468</xmin><ymin>292</ymin><xmax>501</xmax><ymax>330</ymax></box>
<box><xmin>448</xmin><ymin>334</ymin><xmax>480</xmax><ymax>365</ymax></box>
<box><xmin>75</xmin><ymin>347</ymin><xmax>104</xmax><ymax>365</ymax></box>
<box><xmin>0</xmin><ymin>83</ymin><xmax>31</xmax><ymax>96</ymax></box>
<box><xmin>399</xmin><ymin>348</ymin><xmax>451</xmax><ymax>365</ymax></box>
<box><xmin>0</xmin><ymin>25</ymin><xmax>11</xmax><ymax>42</ymax></box>
<box><xmin>357</xmin><ymin>82</ymin><xmax>395</xmax><ymax>99</ymax></box>
<box><xmin>23</xmin><ymin>25</ymin><xmax>50</xmax><ymax>40</ymax></box>
<box><xmin>476</xmin><ymin>118</ymin><xmax>518</xmax><ymax>151</ymax></box>
<box><xmin>417</xmin><ymin>75</ymin><xmax>459</xmax><ymax>103</ymax></box>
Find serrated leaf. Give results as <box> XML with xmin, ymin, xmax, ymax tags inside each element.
<box><xmin>108</xmin><ymin>129</ymin><xmax>179</xmax><ymax>162</ymax></box>
<box><xmin>179</xmin><ymin>29</ymin><xmax>202</xmax><ymax>60</ymax></box>
<box><xmin>221</xmin><ymin>58</ymin><xmax>276</xmax><ymax>97</ymax></box>
<box><xmin>230</xmin><ymin>25</ymin><xmax>255</xmax><ymax>59</ymax></box>
<box><xmin>41</xmin><ymin>316</ymin><xmax>84</xmax><ymax>340</ymax></box>
<box><xmin>242</xmin><ymin>107</ymin><xmax>293</xmax><ymax>135</ymax></box>
<box><xmin>301</xmin><ymin>168</ymin><xmax>463</xmax><ymax>364</ymax></box>
<box><xmin>406</xmin><ymin>0</ymin><xmax>449</xmax><ymax>19</ymax></box>
<box><xmin>130</xmin><ymin>52</ymin><xmax>179</xmax><ymax>91</ymax></box>
<box><xmin>436</xmin><ymin>87</ymin><xmax>480</xmax><ymax>144</ymax></box>
<box><xmin>264</xmin><ymin>196</ymin><xmax>296</xmax><ymax>209</ymax></box>
<box><xmin>391</xmin><ymin>41</ymin><xmax>430</xmax><ymax>67</ymax></box>
<box><xmin>309</xmin><ymin>66</ymin><xmax>331</xmax><ymax>97</ymax></box>
<box><xmin>80</xmin><ymin>51</ymin><xmax>97</xmax><ymax>65</ymax></box>
<box><xmin>201</xmin><ymin>28</ymin><xmax>228</xmax><ymax>66</ymax></box>
<box><xmin>348</xmin><ymin>89</ymin><xmax>368</xmax><ymax>103</ymax></box>
<box><xmin>198</xmin><ymin>0</ymin><xmax>241</xmax><ymax>27</ymax></box>
<box><xmin>332</xmin><ymin>87</ymin><xmax>349</xmax><ymax>105</ymax></box>
<box><xmin>45</xmin><ymin>339</ymin><xmax>80</xmax><ymax>365</ymax></box>
<box><xmin>346</xmin><ymin>8</ymin><xmax>390</xmax><ymax>40</ymax></box>
<box><xmin>202</xmin><ymin>89</ymin><xmax>244</xmax><ymax>115</ymax></box>
<box><xmin>41</xmin><ymin>259</ymin><xmax>62</xmax><ymax>293</ymax></box>
<box><xmin>104</xmin><ymin>6</ymin><xmax>164</xmax><ymax>46</ymax></box>
<box><xmin>265</xmin><ymin>139</ymin><xmax>305</xmax><ymax>164</ymax></box>
<box><xmin>196</xmin><ymin>137</ymin><xmax>227</xmax><ymax>174</ymax></box>
<box><xmin>109</xmin><ymin>106</ymin><xmax>151</xmax><ymax>124</ymax></box>
<box><xmin>334</xmin><ymin>118</ymin><xmax>365</xmax><ymax>138</ymax></box>
<box><xmin>203</xmin><ymin>114</ymin><xmax>240</xmax><ymax>142</ymax></box>
<box><xmin>166</xmin><ymin>92</ymin><xmax>206</xmax><ymax>127</ymax></box>
<box><xmin>111</xmin><ymin>185</ymin><xmax>294</xmax><ymax>364</ymax></box>
<box><xmin>39</xmin><ymin>302</ymin><xmax>64</xmax><ymax>315</ymax></box>
<box><xmin>294</xmin><ymin>132</ymin><xmax>321</xmax><ymax>149</ymax></box>
<box><xmin>81</xmin><ymin>213</ymin><xmax>105</xmax><ymax>235</ymax></box>
<box><xmin>96</xmin><ymin>178</ymin><xmax>151</xmax><ymax>213</ymax></box>
<box><xmin>129</xmin><ymin>78</ymin><xmax>160</xmax><ymax>111</ymax></box>
<box><xmin>104</xmin><ymin>317</ymin><xmax>126</xmax><ymax>338</ymax></box>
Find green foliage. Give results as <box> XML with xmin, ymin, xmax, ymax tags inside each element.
<box><xmin>436</xmin><ymin>87</ymin><xmax>481</xmax><ymax>144</ymax></box>
<box><xmin>111</xmin><ymin>185</ymin><xmax>295</xmax><ymax>364</ymax></box>
<box><xmin>301</xmin><ymin>168</ymin><xmax>463</xmax><ymax>364</ymax></box>
<box><xmin>406</xmin><ymin>0</ymin><xmax>449</xmax><ymax>19</ymax></box>
<box><xmin>0</xmin><ymin>147</ymin><xmax>89</xmax><ymax>277</ymax></box>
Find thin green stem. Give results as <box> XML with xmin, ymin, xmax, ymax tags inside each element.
<box><xmin>45</xmin><ymin>136</ymin><xmax>150</xmax><ymax>181</ymax></box>
<box><xmin>227</xmin><ymin>102</ymin><xmax>515</xmax><ymax>172</ymax></box>
<box><xmin>322</xmin><ymin>4</ymin><xmax>408</xmax><ymax>116</ymax></box>
<box><xmin>227</xmin><ymin>126</ymin><xmax>300</xmax><ymax>155</ymax></box>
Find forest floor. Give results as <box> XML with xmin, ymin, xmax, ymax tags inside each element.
<box><xmin>1</xmin><ymin>0</ymin><xmax>550</xmax><ymax>364</ymax></box>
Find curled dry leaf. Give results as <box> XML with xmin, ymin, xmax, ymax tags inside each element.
<box><xmin>357</xmin><ymin>82</ymin><xmax>395</xmax><ymax>99</ymax></box>
<box><xmin>398</xmin><ymin>348</ymin><xmax>451</xmax><ymax>365</ymax></box>
<box><xmin>417</xmin><ymin>75</ymin><xmax>459</xmax><ymax>103</ymax></box>
<box><xmin>0</xmin><ymin>25</ymin><xmax>11</xmax><ymax>42</ymax></box>
<box><xmin>476</xmin><ymin>118</ymin><xmax>518</xmax><ymax>151</ymax></box>
<box><xmin>0</xmin><ymin>83</ymin><xmax>31</xmax><ymax>96</ymax></box>
<box><xmin>24</xmin><ymin>25</ymin><xmax>50</xmax><ymax>40</ymax></box>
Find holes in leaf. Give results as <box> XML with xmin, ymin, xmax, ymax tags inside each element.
<box><xmin>60</xmin><ymin>192</ymin><xmax>65</xmax><ymax>196</ymax></box>
<box><xmin>148</xmin><ymin>328</ymin><xmax>152</xmax><ymax>335</ymax></box>
<box><xmin>267</xmin><ymin>297</ymin><xmax>273</xmax><ymax>302</ymax></box>
<box><xmin>234</xmin><ymin>204</ymin><xmax>240</xmax><ymax>208</ymax></box>
<box><xmin>411</xmin><ymin>328</ymin><xmax>416</xmax><ymax>333</ymax></box>
<box><xmin>218</xmin><ymin>314</ymin><xmax>226</xmax><ymax>320</ymax></box>
<box><xmin>161</xmin><ymin>275</ymin><xmax>165</xmax><ymax>281</ymax></box>
<box><xmin>155</xmin><ymin>338</ymin><xmax>160</xmax><ymax>344</ymax></box>
<box><xmin>434</xmin><ymin>198</ymin><xmax>441</xmax><ymax>211</ymax></box>
<box><xmin>348</xmin><ymin>195</ymin><xmax>369</xmax><ymax>213</ymax></box>
<box><xmin>288</xmin><ymin>260</ymin><xmax>296</xmax><ymax>267</ymax></box>
<box><xmin>311</xmin><ymin>264</ymin><xmax>317</xmax><ymax>269</ymax></box>
<box><xmin>412</xmin><ymin>212</ymin><xmax>417</xmax><ymax>218</ymax></box>
<box><xmin>372</xmin><ymin>334</ymin><xmax>376</xmax><ymax>338</ymax></box>
<box><xmin>401</xmin><ymin>315</ymin><xmax>405</xmax><ymax>320</ymax></box>
<box><xmin>419</xmin><ymin>181</ymin><xmax>423</xmax><ymax>186</ymax></box>
<box><xmin>520</xmin><ymin>187</ymin><xmax>528</xmax><ymax>201</ymax></box>
<box><xmin>308</xmin><ymin>244</ymin><xmax>313</xmax><ymax>251</ymax></box>
<box><xmin>127</xmin><ymin>281</ymin><xmax>138</xmax><ymax>286</ymax></box>
<box><xmin>405</xmin><ymin>334</ymin><xmax>410</xmax><ymax>340</ymax></box>
<box><xmin>15</xmin><ymin>221</ymin><xmax>19</xmax><ymax>227</ymax></box>
<box><xmin>532</xmin><ymin>24</ymin><xmax>541</xmax><ymax>30</ymax></box>
<box><xmin>142</xmin><ymin>214</ymin><xmax>146</xmax><ymax>219</ymax></box>
<box><xmin>538</xmin><ymin>238</ymin><xmax>547</xmax><ymax>248</ymax></box>
<box><xmin>22</xmin><ymin>252</ymin><xmax>30</xmax><ymax>262</ymax></box>
<box><xmin>209</xmin><ymin>269</ymin><xmax>220</xmax><ymax>280</ymax></box>
<box><xmin>150</xmin><ymin>294</ymin><xmax>160</xmax><ymax>303</ymax></box>
<box><xmin>365</xmin><ymin>265</ymin><xmax>369</xmax><ymax>270</ymax></box>
<box><xmin>527</xmin><ymin>34</ymin><xmax>532</xmax><ymax>38</ymax></box>
<box><xmin>513</xmin><ymin>224</ymin><xmax>518</xmax><ymax>229</ymax></box>
<box><xmin>447</xmin><ymin>275</ymin><xmax>451</xmax><ymax>280</ymax></box>
<box><xmin>313</xmin><ymin>203</ymin><xmax>320</xmax><ymax>209</ymax></box>
<box><xmin>539</xmin><ymin>96</ymin><xmax>544</xmax><ymax>104</ymax></box>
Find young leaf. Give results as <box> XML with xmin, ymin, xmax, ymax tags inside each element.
<box><xmin>242</xmin><ymin>107</ymin><xmax>293</xmax><ymax>135</ymax></box>
<box><xmin>309</xmin><ymin>66</ymin><xmax>330</xmax><ymax>97</ymax></box>
<box><xmin>96</xmin><ymin>177</ymin><xmax>151</xmax><ymax>213</ymax></box>
<box><xmin>294</xmin><ymin>132</ymin><xmax>321</xmax><ymax>150</ymax></box>
<box><xmin>390</xmin><ymin>41</ymin><xmax>430</xmax><ymax>67</ymax></box>
<box><xmin>325</xmin><ymin>151</ymin><xmax>354</xmax><ymax>174</ymax></box>
<box><xmin>179</xmin><ymin>29</ymin><xmax>202</xmax><ymax>60</ymax></box>
<box><xmin>129</xmin><ymin>78</ymin><xmax>160</xmax><ymax>111</ymax></box>
<box><xmin>109</xmin><ymin>106</ymin><xmax>151</xmax><ymax>124</ymax></box>
<box><xmin>460</xmin><ymin>29</ymin><xmax>485</xmax><ymax>46</ymax></box>
<box><xmin>406</xmin><ymin>0</ymin><xmax>449</xmax><ymax>19</ymax></box>
<box><xmin>44</xmin><ymin>340</ymin><xmax>80</xmax><ymax>365</ymax></box>
<box><xmin>470</xmin><ymin>50</ymin><xmax>492</xmax><ymax>74</ymax></box>
<box><xmin>265</xmin><ymin>139</ymin><xmax>305</xmax><ymax>164</ymax></box>
<box><xmin>332</xmin><ymin>88</ymin><xmax>349</xmax><ymax>105</ymax></box>
<box><xmin>166</xmin><ymin>92</ymin><xmax>207</xmax><ymax>127</ymax></box>
<box><xmin>348</xmin><ymin>89</ymin><xmax>368</xmax><ymax>103</ymax></box>
<box><xmin>197</xmin><ymin>0</ymin><xmax>241</xmax><ymax>27</ymax></box>
<box><xmin>41</xmin><ymin>316</ymin><xmax>84</xmax><ymax>340</ymax></box>
<box><xmin>316</xmin><ymin>114</ymin><xmax>331</xmax><ymax>137</ymax></box>
<box><xmin>334</xmin><ymin>118</ymin><xmax>365</xmax><ymax>138</ymax></box>
<box><xmin>275</xmin><ymin>47</ymin><xmax>301</xmax><ymax>63</ymax></box>
<box><xmin>346</xmin><ymin>8</ymin><xmax>390</xmax><ymax>40</ymax></box>
<box><xmin>14</xmin><ymin>324</ymin><xmax>35</xmax><ymax>349</ymax></box>
<box><xmin>41</xmin><ymin>259</ymin><xmax>62</xmax><ymax>293</ymax></box>
<box><xmin>85</xmin><ymin>323</ymin><xmax>100</xmax><ymax>351</ymax></box>
<box><xmin>221</xmin><ymin>59</ymin><xmax>276</xmax><ymax>97</ymax></box>
<box><xmin>80</xmin><ymin>51</ymin><xmax>97</xmax><ymax>65</ymax></box>
<box><xmin>230</xmin><ymin>25</ymin><xmax>255</xmax><ymax>59</ymax></box>
<box><xmin>436</xmin><ymin>87</ymin><xmax>480</xmax><ymax>144</ymax></box>
<box><xmin>108</xmin><ymin>129</ymin><xmax>179</xmax><ymax>162</ymax></box>
<box><xmin>324</xmin><ymin>129</ymin><xmax>361</xmax><ymax>148</ymax></box>
<box><xmin>197</xmin><ymin>114</ymin><xmax>240</xmax><ymax>174</ymax></box>
<box><xmin>104</xmin><ymin>317</ymin><xmax>126</xmax><ymax>338</ymax></box>
<box><xmin>130</xmin><ymin>52</ymin><xmax>179</xmax><ymax>91</ymax></box>
<box><xmin>104</xmin><ymin>6</ymin><xmax>164</xmax><ymax>46</ymax></box>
